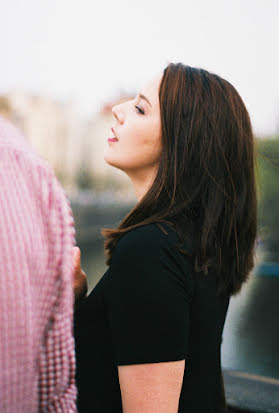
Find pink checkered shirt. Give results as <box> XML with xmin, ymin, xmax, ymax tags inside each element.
<box><xmin>0</xmin><ymin>117</ymin><xmax>77</xmax><ymax>412</ymax></box>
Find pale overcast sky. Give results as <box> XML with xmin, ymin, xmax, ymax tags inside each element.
<box><xmin>0</xmin><ymin>0</ymin><xmax>278</xmax><ymax>135</ymax></box>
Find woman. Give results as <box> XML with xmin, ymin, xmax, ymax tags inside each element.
<box><xmin>74</xmin><ymin>62</ymin><xmax>257</xmax><ymax>413</ymax></box>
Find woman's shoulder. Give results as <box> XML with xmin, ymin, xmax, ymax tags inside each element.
<box><xmin>111</xmin><ymin>222</ymin><xmax>195</xmax><ymax>272</ymax></box>
<box><xmin>115</xmin><ymin>222</ymin><xmax>178</xmax><ymax>254</ymax></box>
<box><xmin>109</xmin><ymin>222</ymin><xmax>195</xmax><ymax>298</ymax></box>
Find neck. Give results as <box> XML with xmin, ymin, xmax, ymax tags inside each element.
<box><xmin>126</xmin><ymin>167</ymin><xmax>158</xmax><ymax>202</ymax></box>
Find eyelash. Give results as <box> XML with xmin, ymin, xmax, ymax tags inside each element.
<box><xmin>135</xmin><ymin>105</ymin><xmax>145</xmax><ymax>115</ymax></box>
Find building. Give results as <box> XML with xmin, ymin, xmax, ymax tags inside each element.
<box><xmin>0</xmin><ymin>91</ymin><xmax>136</xmax><ymax>200</ymax></box>
<box><xmin>0</xmin><ymin>91</ymin><xmax>83</xmax><ymax>193</ymax></box>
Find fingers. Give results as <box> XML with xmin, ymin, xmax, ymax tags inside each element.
<box><xmin>72</xmin><ymin>245</ymin><xmax>88</xmax><ymax>306</ymax></box>
<box><xmin>72</xmin><ymin>246</ymin><xmax>81</xmax><ymax>270</ymax></box>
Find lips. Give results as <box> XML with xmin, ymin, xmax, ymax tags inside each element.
<box><xmin>108</xmin><ymin>127</ymin><xmax>118</xmax><ymax>142</ymax></box>
<box><xmin>112</xmin><ymin>127</ymin><xmax>118</xmax><ymax>139</ymax></box>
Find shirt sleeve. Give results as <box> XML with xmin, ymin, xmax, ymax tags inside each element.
<box><xmin>104</xmin><ymin>224</ymin><xmax>194</xmax><ymax>366</ymax></box>
<box><xmin>38</xmin><ymin>170</ymin><xmax>77</xmax><ymax>412</ymax></box>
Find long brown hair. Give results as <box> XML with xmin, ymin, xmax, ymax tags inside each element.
<box><xmin>102</xmin><ymin>63</ymin><xmax>257</xmax><ymax>296</ymax></box>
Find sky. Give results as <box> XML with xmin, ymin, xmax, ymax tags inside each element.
<box><xmin>0</xmin><ymin>0</ymin><xmax>278</xmax><ymax>136</ymax></box>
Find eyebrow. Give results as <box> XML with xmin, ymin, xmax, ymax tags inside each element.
<box><xmin>139</xmin><ymin>93</ymin><xmax>152</xmax><ymax>107</ymax></box>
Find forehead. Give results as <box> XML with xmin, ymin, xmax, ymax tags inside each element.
<box><xmin>141</xmin><ymin>72</ymin><xmax>163</xmax><ymax>106</ymax></box>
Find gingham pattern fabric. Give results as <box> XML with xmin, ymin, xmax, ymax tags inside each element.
<box><xmin>0</xmin><ymin>117</ymin><xmax>77</xmax><ymax>412</ymax></box>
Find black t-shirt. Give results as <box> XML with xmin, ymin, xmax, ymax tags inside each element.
<box><xmin>74</xmin><ymin>223</ymin><xmax>230</xmax><ymax>413</ymax></box>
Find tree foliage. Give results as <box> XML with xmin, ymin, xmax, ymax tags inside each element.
<box><xmin>256</xmin><ymin>136</ymin><xmax>279</xmax><ymax>261</ymax></box>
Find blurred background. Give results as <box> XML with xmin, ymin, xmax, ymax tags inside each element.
<box><xmin>1</xmin><ymin>0</ymin><xmax>279</xmax><ymax>411</ymax></box>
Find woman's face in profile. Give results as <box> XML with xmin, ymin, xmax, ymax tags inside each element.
<box><xmin>104</xmin><ymin>72</ymin><xmax>163</xmax><ymax>177</ymax></box>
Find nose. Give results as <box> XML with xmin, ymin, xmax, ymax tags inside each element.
<box><xmin>112</xmin><ymin>104</ymin><xmax>124</xmax><ymax>124</ymax></box>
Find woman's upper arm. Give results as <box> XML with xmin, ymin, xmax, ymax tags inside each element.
<box><xmin>118</xmin><ymin>360</ymin><xmax>185</xmax><ymax>413</ymax></box>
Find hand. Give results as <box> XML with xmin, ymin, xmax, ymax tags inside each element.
<box><xmin>72</xmin><ymin>246</ymin><xmax>88</xmax><ymax>307</ymax></box>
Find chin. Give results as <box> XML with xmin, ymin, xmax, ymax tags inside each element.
<box><xmin>104</xmin><ymin>152</ymin><xmax>120</xmax><ymax>169</ymax></box>
<box><xmin>104</xmin><ymin>149</ymin><xmax>136</xmax><ymax>173</ymax></box>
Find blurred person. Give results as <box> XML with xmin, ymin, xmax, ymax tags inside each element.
<box><xmin>74</xmin><ymin>63</ymin><xmax>257</xmax><ymax>413</ymax></box>
<box><xmin>0</xmin><ymin>116</ymin><xmax>78</xmax><ymax>412</ymax></box>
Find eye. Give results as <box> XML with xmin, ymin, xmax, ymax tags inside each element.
<box><xmin>135</xmin><ymin>105</ymin><xmax>145</xmax><ymax>115</ymax></box>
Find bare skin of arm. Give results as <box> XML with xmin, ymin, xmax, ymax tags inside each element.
<box><xmin>118</xmin><ymin>360</ymin><xmax>185</xmax><ymax>413</ymax></box>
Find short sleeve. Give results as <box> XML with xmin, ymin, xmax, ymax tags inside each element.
<box><xmin>104</xmin><ymin>224</ymin><xmax>194</xmax><ymax>366</ymax></box>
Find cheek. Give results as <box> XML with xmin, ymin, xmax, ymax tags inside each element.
<box><xmin>105</xmin><ymin>121</ymin><xmax>162</xmax><ymax>170</ymax></box>
<box><xmin>135</xmin><ymin>118</ymin><xmax>161</xmax><ymax>148</ymax></box>
<box><xmin>140</xmin><ymin>135</ymin><xmax>162</xmax><ymax>163</ymax></box>
<box><xmin>141</xmin><ymin>121</ymin><xmax>162</xmax><ymax>157</ymax></box>
<box><xmin>128</xmin><ymin>127</ymin><xmax>162</xmax><ymax>166</ymax></box>
<box><xmin>141</xmin><ymin>130</ymin><xmax>161</xmax><ymax>150</ymax></box>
